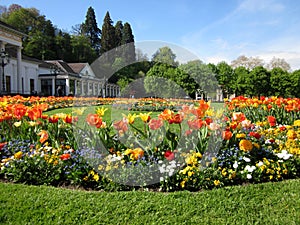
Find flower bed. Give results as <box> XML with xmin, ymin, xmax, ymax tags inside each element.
<box><xmin>0</xmin><ymin>95</ymin><xmax>299</xmax><ymax>191</ymax></box>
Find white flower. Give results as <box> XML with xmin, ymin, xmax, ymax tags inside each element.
<box><xmin>276</xmin><ymin>150</ymin><xmax>293</xmax><ymax>160</ymax></box>
<box><xmin>247</xmin><ymin>174</ymin><xmax>252</xmax><ymax>179</ymax></box>
<box><xmin>159</xmin><ymin>165</ymin><xmax>166</xmax><ymax>173</ymax></box>
<box><xmin>168</xmin><ymin>168</ymin><xmax>175</xmax><ymax>176</ymax></box>
<box><xmin>233</xmin><ymin>161</ymin><xmax>239</xmax><ymax>169</ymax></box>
<box><xmin>257</xmin><ymin>161</ymin><xmax>264</xmax><ymax>167</ymax></box>
<box><xmin>243</xmin><ymin>157</ymin><xmax>251</xmax><ymax>162</ymax></box>
<box><xmin>245</xmin><ymin>165</ymin><xmax>256</xmax><ymax>173</ymax></box>
<box><xmin>160</xmin><ymin>177</ymin><xmax>164</xmax><ymax>182</ymax></box>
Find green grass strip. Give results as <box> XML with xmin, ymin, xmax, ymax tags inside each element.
<box><xmin>0</xmin><ymin>179</ymin><xmax>299</xmax><ymax>224</ymax></box>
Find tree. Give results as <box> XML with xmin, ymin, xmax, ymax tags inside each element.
<box><xmin>136</xmin><ymin>48</ymin><xmax>149</xmax><ymax>61</ymax></box>
<box><xmin>231</xmin><ymin>55</ymin><xmax>264</xmax><ymax>70</ymax></box>
<box><xmin>121</xmin><ymin>22</ymin><xmax>136</xmax><ymax>63</ymax></box>
<box><xmin>145</xmin><ymin>63</ymin><xmax>193</xmax><ymax>98</ymax></box>
<box><xmin>152</xmin><ymin>46</ymin><xmax>178</xmax><ymax>67</ymax></box>
<box><xmin>233</xmin><ymin>66</ymin><xmax>250</xmax><ymax>96</ymax></box>
<box><xmin>270</xmin><ymin>68</ymin><xmax>293</xmax><ymax>97</ymax></box>
<box><xmin>71</xmin><ymin>24</ymin><xmax>83</xmax><ymax>35</ymax></box>
<box><xmin>144</xmin><ymin>76</ymin><xmax>185</xmax><ymax>98</ymax></box>
<box><xmin>290</xmin><ymin>70</ymin><xmax>300</xmax><ymax>97</ymax></box>
<box><xmin>179</xmin><ymin>60</ymin><xmax>218</xmax><ymax>98</ymax></box>
<box><xmin>71</xmin><ymin>35</ymin><xmax>97</xmax><ymax>63</ymax></box>
<box><xmin>267</xmin><ymin>57</ymin><xmax>291</xmax><ymax>71</ymax></box>
<box><xmin>114</xmin><ymin>21</ymin><xmax>123</xmax><ymax>47</ymax></box>
<box><xmin>0</xmin><ymin>5</ymin><xmax>7</xmax><ymax>15</ymax></box>
<box><xmin>2</xmin><ymin>6</ymin><xmax>57</xmax><ymax>60</ymax></box>
<box><xmin>248</xmin><ymin>66</ymin><xmax>271</xmax><ymax>97</ymax></box>
<box><xmin>100</xmin><ymin>11</ymin><xmax>117</xmax><ymax>54</ymax></box>
<box><xmin>215</xmin><ymin>61</ymin><xmax>235</xmax><ymax>98</ymax></box>
<box><xmin>55</xmin><ymin>30</ymin><xmax>73</xmax><ymax>62</ymax></box>
<box><xmin>81</xmin><ymin>7</ymin><xmax>101</xmax><ymax>55</ymax></box>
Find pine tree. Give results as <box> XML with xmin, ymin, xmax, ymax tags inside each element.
<box><xmin>115</xmin><ymin>20</ymin><xmax>123</xmax><ymax>47</ymax></box>
<box><xmin>81</xmin><ymin>6</ymin><xmax>101</xmax><ymax>55</ymax></box>
<box><xmin>121</xmin><ymin>22</ymin><xmax>136</xmax><ymax>62</ymax></box>
<box><xmin>100</xmin><ymin>11</ymin><xmax>117</xmax><ymax>54</ymax></box>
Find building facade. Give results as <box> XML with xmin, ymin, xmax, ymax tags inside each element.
<box><xmin>0</xmin><ymin>20</ymin><xmax>120</xmax><ymax>97</ymax></box>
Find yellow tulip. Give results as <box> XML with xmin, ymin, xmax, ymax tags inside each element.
<box><xmin>96</xmin><ymin>107</ymin><xmax>108</xmax><ymax>117</ymax></box>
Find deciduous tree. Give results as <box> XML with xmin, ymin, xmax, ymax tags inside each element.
<box><xmin>152</xmin><ymin>46</ymin><xmax>178</xmax><ymax>67</ymax></box>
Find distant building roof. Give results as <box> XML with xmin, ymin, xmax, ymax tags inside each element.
<box><xmin>46</xmin><ymin>60</ymin><xmax>77</xmax><ymax>75</ymax></box>
<box><xmin>68</xmin><ymin>63</ymin><xmax>88</xmax><ymax>74</ymax></box>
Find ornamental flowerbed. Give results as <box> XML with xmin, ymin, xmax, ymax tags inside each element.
<box><xmin>0</xmin><ymin>95</ymin><xmax>299</xmax><ymax>191</ymax></box>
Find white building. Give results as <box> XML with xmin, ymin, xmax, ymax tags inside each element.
<box><xmin>0</xmin><ymin>20</ymin><xmax>120</xmax><ymax>97</ymax></box>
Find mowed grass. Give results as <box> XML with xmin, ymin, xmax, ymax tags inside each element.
<box><xmin>0</xmin><ymin>179</ymin><xmax>299</xmax><ymax>224</ymax></box>
<box><xmin>45</xmin><ymin>105</ymin><xmax>160</xmax><ymax>127</ymax></box>
<box><xmin>45</xmin><ymin>102</ymin><xmax>225</xmax><ymax>125</ymax></box>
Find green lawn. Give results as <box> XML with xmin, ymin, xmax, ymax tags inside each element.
<box><xmin>0</xmin><ymin>179</ymin><xmax>299</xmax><ymax>224</ymax></box>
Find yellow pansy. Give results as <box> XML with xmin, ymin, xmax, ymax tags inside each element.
<box><xmin>293</xmin><ymin>120</ymin><xmax>300</xmax><ymax>126</ymax></box>
<box><xmin>14</xmin><ymin>151</ymin><xmax>23</xmax><ymax>159</ymax></box>
<box><xmin>236</xmin><ymin>133</ymin><xmax>246</xmax><ymax>139</ymax></box>
<box><xmin>214</xmin><ymin>180</ymin><xmax>221</xmax><ymax>186</ymax></box>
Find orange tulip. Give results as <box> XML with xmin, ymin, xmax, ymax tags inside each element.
<box><xmin>37</xmin><ymin>130</ymin><xmax>49</xmax><ymax>143</ymax></box>
<box><xmin>169</xmin><ymin>114</ymin><xmax>183</xmax><ymax>124</ymax></box>
<box><xmin>159</xmin><ymin>109</ymin><xmax>174</xmax><ymax>121</ymax></box>
<box><xmin>149</xmin><ymin>118</ymin><xmax>163</xmax><ymax>130</ymax></box>
<box><xmin>187</xmin><ymin>119</ymin><xmax>205</xmax><ymax>130</ymax></box>
<box><xmin>113</xmin><ymin>119</ymin><xmax>128</xmax><ymax>133</ymax></box>
<box><xmin>27</xmin><ymin>107</ymin><xmax>42</xmax><ymax>120</ymax></box>
<box><xmin>86</xmin><ymin>113</ymin><xmax>103</xmax><ymax>128</ymax></box>
<box><xmin>267</xmin><ymin>116</ymin><xmax>276</xmax><ymax>127</ymax></box>
<box><xmin>13</xmin><ymin>104</ymin><xmax>27</xmax><ymax>120</ymax></box>
<box><xmin>222</xmin><ymin>130</ymin><xmax>233</xmax><ymax>140</ymax></box>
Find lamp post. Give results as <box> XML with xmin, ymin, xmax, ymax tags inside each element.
<box><xmin>1</xmin><ymin>49</ymin><xmax>9</xmax><ymax>95</ymax></box>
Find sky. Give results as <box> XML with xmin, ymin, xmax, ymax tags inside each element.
<box><xmin>1</xmin><ymin>0</ymin><xmax>300</xmax><ymax>70</ymax></box>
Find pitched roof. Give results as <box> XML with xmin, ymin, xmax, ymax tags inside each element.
<box><xmin>68</xmin><ymin>63</ymin><xmax>88</xmax><ymax>74</ymax></box>
<box><xmin>46</xmin><ymin>60</ymin><xmax>76</xmax><ymax>74</ymax></box>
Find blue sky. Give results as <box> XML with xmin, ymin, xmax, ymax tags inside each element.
<box><xmin>1</xmin><ymin>0</ymin><xmax>300</xmax><ymax>70</ymax></box>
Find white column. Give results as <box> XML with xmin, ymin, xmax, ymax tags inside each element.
<box><xmin>74</xmin><ymin>80</ymin><xmax>77</xmax><ymax>95</ymax></box>
<box><xmin>52</xmin><ymin>78</ymin><xmax>55</xmax><ymax>96</ymax></box>
<box><xmin>65</xmin><ymin>78</ymin><xmax>70</xmax><ymax>96</ymax></box>
<box><xmin>17</xmin><ymin>47</ymin><xmax>22</xmax><ymax>94</ymax></box>
<box><xmin>81</xmin><ymin>81</ymin><xmax>84</xmax><ymax>95</ymax></box>
<box><xmin>0</xmin><ymin>41</ymin><xmax>6</xmax><ymax>51</ymax></box>
<box><xmin>102</xmin><ymin>83</ymin><xmax>105</xmax><ymax>97</ymax></box>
